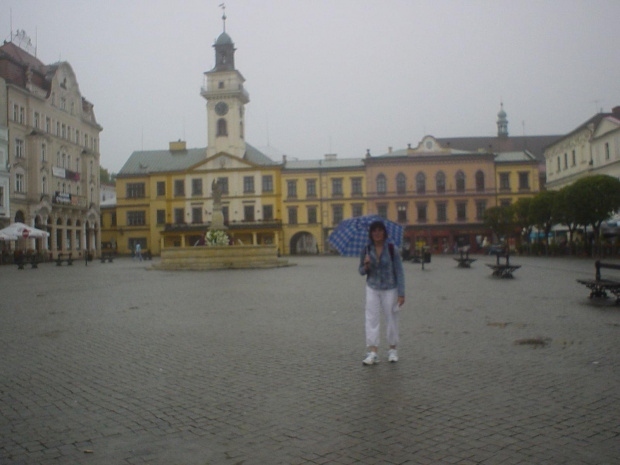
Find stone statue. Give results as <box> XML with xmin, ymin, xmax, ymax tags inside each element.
<box><xmin>210</xmin><ymin>179</ymin><xmax>227</xmax><ymax>230</ymax></box>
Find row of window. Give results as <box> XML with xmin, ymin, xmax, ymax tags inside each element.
<box><xmin>374</xmin><ymin>170</ymin><xmax>529</xmax><ymax>195</ymax></box>
<box><xmin>127</xmin><ymin>203</ymin><xmax>277</xmax><ymax>226</ymax></box>
<box><xmin>127</xmin><ymin>176</ymin><xmax>275</xmax><ymax>199</ymax></box>
<box><xmin>286</xmin><ymin>177</ymin><xmax>363</xmax><ymax>199</ymax></box>
<box><xmin>11</xmin><ymin>103</ymin><xmax>98</xmax><ymax>151</ymax></box>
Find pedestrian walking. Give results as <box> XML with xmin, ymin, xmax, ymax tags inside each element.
<box><xmin>359</xmin><ymin>220</ymin><xmax>405</xmax><ymax>365</ymax></box>
<box><xmin>135</xmin><ymin>243</ymin><xmax>142</xmax><ymax>261</ymax></box>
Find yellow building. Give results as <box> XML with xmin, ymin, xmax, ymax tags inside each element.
<box><xmin>365</xmin><ymin>136</ymin><xmax>539</xmax><ymax>253</ymax></box>
<box><xmin>114</xmin><ymin>141</ymin><xmax>282</xmax><ymax>256</ymax></box>
<box><xmin>281</xmin><ymin>154</ymin><xmax>366</xmax><ymax>254</ymax></box>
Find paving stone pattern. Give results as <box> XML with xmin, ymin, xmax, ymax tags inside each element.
<box><xmin>0</xmin><ymin>255</ymin><xmax>619</xmax><ymax>464</ymax></box>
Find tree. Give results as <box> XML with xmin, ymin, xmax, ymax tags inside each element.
<box><xmin>565</xmin><ymin>175</ymin><xmax>620</xmax><ymax>246</ymax></box>
<box><xmin>483</xmin><ymin>206</ymin><xmax>514</xmax><ymax>241</ymax></box>
<box><xmin>512</xmin><ymin>197</ymin><xmax>533</xmax><ymax>244</ymax></box>
<box><xmin>100</xmin><ymin>166</ymin><xmax>116</xmax><ymax>184</ymax></box>
<box><xmin>529</xmin><ymin>190</ymin><xmax>557</xmax><ymax>248</ymax></box>
<box><xmin>552</xmin><ymin>185</ymin><xmax>580</xmax><ymax>246</ymax></box>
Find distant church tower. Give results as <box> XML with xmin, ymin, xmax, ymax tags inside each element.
<box><xmin>497</xmin><ymin>102</ymin><xmax>508</xmax><ymax>137</ymax></box>
<box><xmin>201</xmin><ymin>9</ymin><xmax>249</xmax><ymax>158</ymax></box>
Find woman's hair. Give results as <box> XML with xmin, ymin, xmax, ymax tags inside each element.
<box><xmin>368</xmin><ymin>220</ymin><xmax>388</xmax><ymax>243</ymax></box>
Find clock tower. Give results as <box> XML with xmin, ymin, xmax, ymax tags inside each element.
<box><xmin>202</xmin><ymin>16</ymin><xmax>249</xmax><ymax>159</ymax></box>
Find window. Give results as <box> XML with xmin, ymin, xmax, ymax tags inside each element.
<box><xmin>262</xmin><ymin>175</ymin><xmax>273</xmax><ymax>192</ymax></box>
<box><xmin>456</xmin><ymin>202</ymin><xmax>467</xmax><ymax>221</ymax></box>
<box><xmin>41</xmin><ymin>143</ymin><xmax>46</xmax><ymax>162</ymax></box>
<box><xmin>351</xmin><ymin>177</ymin><xmax>362</xmax><ymax>196</ymax></box>
<box><xmin>174</xmin><ymin>180</ymin><xmax>185</xmax><ymax>197</ymax></box>
<box><xmin>218</xmin><ymin>177</ymin><xmax>229</xmax><ymax>194</ymax></box>
<box><xmin>263</xmin><ymin>205</ymin><xmax>274</xmax><ymax>221</ymax></box>
<box><xmin>0</xmin><ymin>186</ymin><xmax>3</xmax><ymax>207</ymax></box>
<box><xmin>436</xmin><ymin>171</ymin><xmax>446</xmax><ymax>193</ymax></box>
<box><xmin>19</xmin><ymin>106</ymin><xmax>24</xmax><ymax>124</ymax></box>
<box><xmin>127</xmin><ymin>211</ymin><xmax>146</xmax><ymax>226</ymax></box>
<box><xmin>222</xmin><ymin>206</ymin><xmax>229</xmax><ymax>224</ymax></box>
<box><xmin>332</xmin><ymin>205</ymin><xmax>344</xmax><ymax>225</ymax></box>
<box><xmin>605</xmin><ymin>142</ymin><xmax>610</xmax><ymax>160</ymax></box>
<box><xmin>244</xmin><ymin>205</ymin><xmax>255</xmax><ymax>221</ymax></box>
<box><xmin>12</xmin><ymin>104</ymin><xmax>18</xmax><ymax>121</ymax></box>
<box><xmin>352</xmin><ymin>203</ymin><xmax>363</xmax><ymax>218</ymax></box>
<box><xmin>377</xmin><ymin>204</ymin><xmax>388</xmax><ymax>219</ymax></box>
<box><xmin>34</xmin><ymin>111</ymin><xmax>40</xmax><ymax>129</ymax></box>
<box><xmin>156</xmin><ymin>209</ymin><xmax>165</xmax><ymax>224</ymax></box>
<box><xmin>415</xmin><ymin>172</ymin><xmax>425</xmax><ymax>194</ymax></box>
<box><xmin>287</xmin><ymin>180</ymin><xmax>297</xmax><ymax>198</ymax></box>
<box><xmin>564</xmin><ymin>153</ymin><xmax>568</xmax><ymax>169</ymax></box>
<box><xmin>15</xmin><ymin>173</ymin><xmax>25</xmax><ymax>193</ymax></box>
<box><xmin>174</xmin><ymin>208</ymin><xmax>184</xmax><ymax>224</ymax></box>
<box><xmin>243</xmin><ymin>176</ymin><xmax>255</xmax><ymax>193</ymax></box>
<box><xmin>217</xmin><ymin>118</ymin><xmax>228</xmax><ymax>136</ymax></box>
<box><xmin>288</xmin><ymin>207</ymin><xmax>298</xmax><ymax>225</ymax></box>
<box><xmin>156</xmin><ymin>181</ymin><xmax>166</xmax><ymax>196</ymax></box>
<box><xmin>557</xmin><ymin>156</ymin><xmax>561</xmax><ymax>172</ymax></box>
<box><xmin>499</xmin><ymin>173</ymin><xmax>510</xmax><ymax>190</ymax></box>
<box><xmin>455</xmin><ymin>171</ymin><xmax>466</xmax><ymax>193</ymax></box>
<box><xmin>572</xmin><ymin>150</ymin><xmax>576</xmax><ymax>166</ymax></box>
<box><xmin>416</xmin><ymin>203</ymin><xmax>426</xmax><ymax>223</ymax></box>
<box><xmin>518</xmin><ymin>172</ymin><xmax>530</xmax><ymax>190</ymax></box>
<box><xmin>15</xmin><ymin>139</ymin><xmax>24</xmax><ymax>158</ymax></box>
<box><xmin>111</xmin><ymin>212</ymin><xmax>117</xmax><ymax>226</ymax></box>
<box><xmin>126</xmin><ymin>183</ymin><xmax>145</xmax><ymax>198</ymax></box>
<box><xmin>376</xmin><ymin>174</ymin><xmax>387</xmax><ymax>194</ymax></box>
<box><xmin>307</xmin><ymin>206</ymin><xmax>317</xmax><ymax>224</ymax></box>
<box><xmin>476</xmin><ymin>201</ymin><xmax>486</xmax><ymax>220</ymax></box>
<box><xmin>398</xmin><ymin>203</ymin><xmax>408</xmax><ymax>223</ymax></box>
<box><xmin>394</xmin><ymin>173</ymin><xmax>406</xmax><ymax>194</ymax></box>
<box><xmin>332</xmin><ymin>178</ymin><xmax>343</xmax><ymax>196</ymax></box>
<box><xmin>46</xmin><ymin>117</ymin><xmax>51</xmax><ymax>133</ymax></box>
<box><xmin>192</xmin><ymin>207</ymin><xmax>203</xmax><ymax>224</ymax></box>
<box><xmin>306</xmin><ymin>179</ymin><xmax>317</xmax><ymax>197</ymax></box>
<box><xmin>192</xmin><ymin>178</ymin><xmax>203</xmax><ymax>196</ymax></box>
<box><xmin>436</xmin><ymin>202</ymin><xmax>447</xmax><ymax>222</ymax></box>
<box><xmin>475</xmin><ymin>171</ymin><xmax>485</xmax><ymax>192</ymax></box>
<box><xmin>41</xmin><ymin>176</ymin><xmax>47</xmax><ymax>194</ymax></box>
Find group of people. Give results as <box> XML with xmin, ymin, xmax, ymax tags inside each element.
<box><xmin>359</xmin><ymin>220</ymin><xmax>405</xmax><ymax>365</ymax></box>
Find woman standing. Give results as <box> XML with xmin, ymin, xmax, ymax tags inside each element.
<box><xmin>359</xmin><ymin>220</ymin><xmax>405</xmax><ymax>365</ymax></box>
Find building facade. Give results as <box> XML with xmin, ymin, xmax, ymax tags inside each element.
<box><xmin>0</xmin><ymin>124</ymin><xmax>9</xmax><ymax>228</ymax></box>
<box><xmin>544</xmin><ymin>107</ymin><xmax>620</xmax><ymax>190</ymax></box>
<box><xmin>0</xmin><ymin>40</ymin><xmax>102</xmax><ymax>257</ymax></box>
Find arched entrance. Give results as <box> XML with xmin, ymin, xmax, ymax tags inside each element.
<box><xmin>290</xmin><ymin>231</ymin><xmax>318</xmax><ymax>255</ymax></box>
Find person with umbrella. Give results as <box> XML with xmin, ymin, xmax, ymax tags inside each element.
<box><xmin>359</xmin><ymin>220</ymin><xmax>405</xmax><ymax>365</ymax></box>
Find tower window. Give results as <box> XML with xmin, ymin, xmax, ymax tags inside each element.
<box><xmin>218</xmin><ymin>81</ymin><xmax>225</xmax><ymax>89</ymax></box>
<box><xmin>217</xmin><ymin>119</ymin><xmax>228</xmax><ymax>137</ymax></box>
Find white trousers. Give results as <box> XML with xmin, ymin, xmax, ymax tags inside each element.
<box><xmin>365</xmin><ymin>285</ymin><xmax>400</xmax><ymax>348</ymax></box>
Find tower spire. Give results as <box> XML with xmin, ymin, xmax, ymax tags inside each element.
<box><xmin>220</xmin><ymin>3</ymin><xmax>227</xmax><ymax>33</ymax></box>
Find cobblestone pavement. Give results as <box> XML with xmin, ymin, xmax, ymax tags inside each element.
<box><xmin>1</xmin><ymin>254</ymin><xmax>619</xmax><ymax>465</ymax></box>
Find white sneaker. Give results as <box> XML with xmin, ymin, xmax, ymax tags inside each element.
<box><xmin>388</xmin><ymin>349</ymin><xmax>398</xmax><ymax>363</ymax></box>
<box><xmin>363</xmin><ymin>352</ymin><xmax>379</xmax><ymax>365</ymax></box>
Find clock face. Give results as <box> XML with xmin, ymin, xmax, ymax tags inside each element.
<box><xmin>215</xmin><ymin>101</ymin><xmax>229</xmax><ymax>116</ymax></box>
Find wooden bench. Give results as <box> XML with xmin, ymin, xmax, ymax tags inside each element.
<box><xmin>576</xmin><ymin>260</ymin><xmax>620</xmax><ymax>304</ymax></box>
<box><xmin>100</xmin><ymin>251</ymin><xmax>115</xmax><ymax>263</ymax></box>
<box><xmin>454</xmin><ymin>249</ymin><xmax>477</xmax><ymax>268</ymax></box>
<box><xmin>16</xmin><ymin>255</ymin><xmax>39</xmax><ymax>270</ymax></box>
<box><xmin>55</xmin><ymin>253</ymin><xmax>73</xmax><ymax>266</ymax></box>
<box><xmin>486</xmin><ymin>253</ymin><xmax>521</xmax><ymax>278</ymax></box>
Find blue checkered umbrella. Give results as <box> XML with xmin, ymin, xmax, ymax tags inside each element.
<box><xmin>328</xmin><ymin>215</ymin><xmax>404</xmax><ymax>257</ymax></box>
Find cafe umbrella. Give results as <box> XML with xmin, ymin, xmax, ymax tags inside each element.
<box><xmin>0</xmin><ymin>222</ymin><xmax>50</xmax><ymax>240</ymax></box>
<box><xmin>328</xmin><ymin>214</ymin><xmax>404</xmax><ymax>257</ymax></box>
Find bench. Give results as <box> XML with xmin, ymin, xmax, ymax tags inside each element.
<box><xmin>576</xmin><ymin>260</ymin><xmax>620</xmax><ymax>304</ymax></box>
<box><xmin>55</xmin><ymin>253</ymin><xmax>73</xmax><ymax>266</ymax></box>
<box><xmin>486</xmin><ymin>253</ymin><xmax>521</xmax><ymax>278</ymax></box>
<box><xmin>100</xmin><ymin>251</ymin><xmax>115</xmax><ymax>263</ymax></box>
<box><xmin>16</xmin><ymin>255</ymin><xmax>39</xmax><ymax>270</ymax></box>
<box><xmin>454</xmin><ymin>249</ymin><xmax>477</xmax><ymax>268</ymax></box>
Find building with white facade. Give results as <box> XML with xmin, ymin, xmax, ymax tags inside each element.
<box><xmin>0</xmin><ymin>38</ymin><xmax>103</xmax><ymax>257</ymax></box>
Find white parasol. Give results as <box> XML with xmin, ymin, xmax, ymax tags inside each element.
<box><xmin>0</xmin><ymin>222</ymin><xmax>50</xmax><ymax>240</ymax></box>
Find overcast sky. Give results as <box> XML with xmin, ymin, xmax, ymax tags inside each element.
<box><xmin>4</xmin><ymin>0</ymin><xmax>620</xmax><ymax>173</ymax></box>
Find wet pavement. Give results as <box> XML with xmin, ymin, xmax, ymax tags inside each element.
<box><xmin>1</xmin><ymin>254</ymin><xmax>619</xmax><ymax>464</ymax></box>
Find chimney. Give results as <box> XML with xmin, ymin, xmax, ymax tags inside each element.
<box><xmin>282</xmin><ymin>155</ymin><xmax>287</xmax><ymax>164</ymax></box>
<box><xmin>612</xmin><ymin>106</ymin><xmax>620</xmax><ymax>118</ymax></box>
<box><xmin>388</xmin><ymin>147</ymin><xmax>392</xmax><ymax>154</ymax></box>
<box><xmin>169</xmin><ymin>140</ymin><xmax>186</xmax><ymax>152</ymax></box>
<box><xmin>365</xmin><ymin>149</ymin><xmax>371</xmax><ymax>159</ymax></box>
